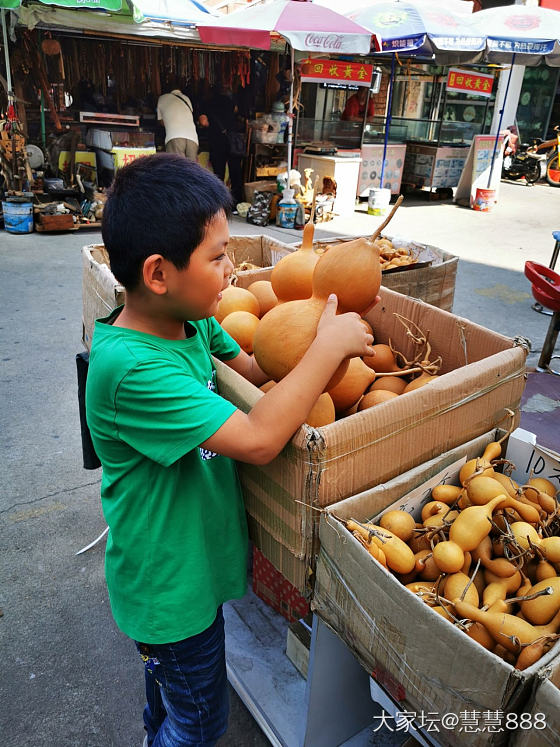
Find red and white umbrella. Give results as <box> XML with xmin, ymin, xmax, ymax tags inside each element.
<box><xmin>198</xmin><ymin>0</ymin><xmax>381</xmax><ymax>172</ymax></box>
<box><xmin>198</xmin><ymin>0</ymin><xmax>380</xmax><ymax>55</ymax></box>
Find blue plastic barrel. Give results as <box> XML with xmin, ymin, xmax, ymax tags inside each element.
<box><xmin>2</xmin><ymin>198</ymin><xmax>34</xmax><ymax>234</ymax></box>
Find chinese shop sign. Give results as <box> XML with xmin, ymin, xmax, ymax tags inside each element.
<box><xmin>446</xmin><ymin>68</ymin><xmax>494</xmax><ymax>98</ymax></box>
<box><xmin>301</xmin><ymin>59</ymin><xmax>373</xmax><ymax>88</ymax></box>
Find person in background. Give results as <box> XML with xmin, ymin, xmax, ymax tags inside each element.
<box><xmin>157</xmin><ymin>77</ymin><xmax>199</xmax><ymax>160</ymax></box>
<box><xmin>198</xmin><ymin>85</ymin><xmax>246</xmax><ymax>207</ymax></box>
<box><xmin>341</xmin><ymin>86</ymin><xmax>375</xmax><ymax>122</ymax></box>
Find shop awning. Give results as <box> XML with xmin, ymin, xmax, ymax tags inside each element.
<box><xmin>0</xmin><ymin>0</ymin><xmax>214</xmax><ymax>25</ymax></box>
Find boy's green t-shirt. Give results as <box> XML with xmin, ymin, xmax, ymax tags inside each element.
<box><xmin>86</xmin><ymin>309</ymin><xmax>247</xmax><ymax>644</ymax></box>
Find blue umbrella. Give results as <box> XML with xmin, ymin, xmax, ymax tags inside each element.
<box><xmin>466</xmin><ymin>6</ymin><xmax>560</xmax><ymax>189</ymax></box>
<box><xmin>345</xmin><ymin>0</ymin><xmax>484</xmax><ymax>189</ymax></box>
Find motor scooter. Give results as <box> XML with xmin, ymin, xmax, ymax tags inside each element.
<box><xmin>501</xmin><ymin>130</ymin><xmax>543</xmax><ymax>184</ymax></box>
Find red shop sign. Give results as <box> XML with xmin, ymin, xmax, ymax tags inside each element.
<box><xmin>446</xmin><ymin>68</ymin><xmax>494</xmax><ymax>98</ymax></box>
<box><xmin>301</xmin><ymin>59</ymin><xmax>373</xmax><ymax>87</ymax></box>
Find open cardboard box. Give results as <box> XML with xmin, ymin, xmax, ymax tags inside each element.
<box><xmin>216</xmin><ymin>287</ymin><xmax>527</xmax><ymax>592</ymax></box>
<box><xmin>312</xmin><ymin>429</ymin><xmax>560</xmax><ymax>747</ymax></box>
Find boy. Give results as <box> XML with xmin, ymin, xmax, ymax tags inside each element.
<box><xmin>86</xmin><ymin>154</ymin><xmax>375</xmax><ymax>747</ymax></box>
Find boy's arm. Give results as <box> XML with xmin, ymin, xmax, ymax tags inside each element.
<box><xmin>200</xmin><ymin>295</ymin><xmax>375</xmax><ymax>466</ymax></box>
<box><xmin>224</xmin><ymin>350</ymin><xmax>269</xmax><ymax>387</ymax></box>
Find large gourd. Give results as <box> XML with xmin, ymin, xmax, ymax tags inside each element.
<box><xmin>312</xmin><ymin>195</ymin><xmax>403</xmax><ymax>315</ymax></box>
<box><xmin>253</xmin><ymin>198</ymin><xmax>403</xmax><ymax>387</ymax></box>
<box><xmin>270</xmin><ymin>181</ymin><xmax>320</xmax><ymax>302</ymax></box>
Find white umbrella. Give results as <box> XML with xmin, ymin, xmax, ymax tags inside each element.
<box><xmin>467</xmin><ymin>5</ymin><xmax>560</xmax><ymax>188</ymax></box>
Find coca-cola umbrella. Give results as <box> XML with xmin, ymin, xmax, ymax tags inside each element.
<box><xmin>197</xmin><ymin>0</ymin><xmax>381</xmax><ymax>170</ymax></box>
<box><xmin>466</xmin><ymin>5</ymin><xmax>560</xmax><ymax>189</ymax></box>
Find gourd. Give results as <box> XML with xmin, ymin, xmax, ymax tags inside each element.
<box><xmin>368</xmin><ymin>375</ymin><xmax>407</xmax><ymax>395</ymax></box>
<box><xmin>270</xmin><ymin>243</ymin><xmax>319</xmax><ymax>302</ymax></box>
<box><xmin>365</xmin><ymin>523</ymin><xmax>416</xmax><ymax>574</ymax></box>
<box><xmin>306</xmin><ymin>393</ymin><xmax>335</xmax><ymax>428</ymax></box>
<box><xmin>444</xmin><ymin>572</ymin><xmax>479</xmax><ymax>607</ymax></box>
<box><xmin>220</xmin><ymin>311</ymin><xmax>260</xmax><ymax>354</ymax></box>
<box><xmin>358</xmin><ymin>390</ymin><xmax>399</xmax><ymax>411</ymax></box>
<box><xmin>510</xmin><ymin>522</ymin><xmax>541</xmax><ymax>551</ymax></box>
<box><xmin>535</xmin><ymin>560</ymin><xmax>557</xmax><ymax>582</ymax></box>
<box><xmin>432</xmin><ymin>541</ymin><xmax>465</xmax><ymax>574</ymax></box>
<box><xmin>491</xmin><ymin>471</ymin><xmax>519</xmax><ymax>498</ymax></box>
<box><xmin>431</xmin><ymin>484</ymin><xmax>463</xmax><ymax>505</ymax></box>
<box><xmin>527</xmin><ymin>477</ymin><xmax>558</xmax><ymax>498</ymax></box>
<box><xmin>216</xmin><ymin>284</ymin><xmax>260</xmax><ymax>322</ymax></box>
<box><xmin>520</xmin><ymin>577</ymin><xmax>560</xmax><ymax>625</ymax></box>
<box><xmin>540</xmin><ymin>537</ymin><xmax>560</xmax><ymax>563</ymax></box>
<box><xmin>363</xmin><ymin>344</ymin><xmax>400</xmax><ymax>373</ymax></box>
<box><xmin>515</xmin><ymin>635</ymin><xmax>559</xmax><ymax>671</ymax></box>
<box><xmin>310</xmin><ymin>196</ymin><xmax>404</xmax><ymax>313</ymax></box>
<box><xmin>467</xmin><ymin>622</ymin><xmax>495</xmax><ymax>651</ymax></box>
<box><xmin>405</xmin><ymin>581</ymin><xmax>435</xmax><ymax>595</ymax></box>
<box><xmin>414</xmin><ymin>550</ymin><xmax>441</xmax><ymax>581</ymax></box>
<box><xmin>253</xmin><ymin>297</ymin><xmax>349</xmax><ymax>389</ymax></box>
<box><xmin>379</xmin><ymin>510</ymin><xmax>416</xmax><ymax>543</ymax></box>
<box><xmin>454</xmin><ymin>601</ymin><xmax>560</xmax><ymax>654</ymax></box>
<box><xmin>448</xmin><ymin>495</ymin><xmax>506</xmax><ymax>551</ymax></box>
<box><xmin>327</xmin><ymin>357</ymin><xmax>375</xmax><ymax>413</ymax></box>
<box><xmin>466</xmin><ymin>476</ymin><xmax>541</xmax><ymax>524</ymax></box>
<box><xmin>423</xmin><ymin>510</ymin><xmax>459</xmax><ymax>529</ymax></box>
<box><xmin>403</xmin><ymin>373</ymin><xmax>439</xmax><ymax>393</ymax></box>
<box><xmin>482</xmin><ymin>570</ymin><xmax>522</xmax><ymax>608</ymax></box>
<box><xmin>421</xmin><ymin>501</ymin><xmax>448</xmax><ymax>523</ymax></box>
<box><xmin>247</xmin><ymin>280</ymin><xmax>278</xmax><ymax>317</ymax></box>
<box><xmin>471</xmin><ymin>535</ymin><xmax>517</xmax><ymax>578</ymax></box>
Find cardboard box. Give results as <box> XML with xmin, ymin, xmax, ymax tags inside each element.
<box><xmin>216</xmin><ymin>288</ymin><xmax>527</xmax><ymax>592</ymax></box>
<box><xmin>252</xmin><ymin>547</ymin><xmax>309</xmax><ymax>623</ymax></box>
<box><xmin>82</xmin><ymin>245</ymin><xmax>125</xmax><ymax>350</ymax></box>
<box><xmin>81</xmin><ymin>235</ymin><xmax>292</xmax><ymax>349</ymax></box>
<box><xmin>288</xmin><ymin>234</ymin><xmax>459</xmax><ymax>312</ymax></box>
<box><xmin>312</xmin><ymin>431</ymin><xmax>560</xmax><ymax>747</ymax></box>
<box><xmin>226</xmin><ymin>234</ymin><xmax>292</xmax><ymax>288</ymax></box>
<box><xmin>510</xmin><ymin>667</ymin><xmax>560</xmax><ymax>746</ymax></box>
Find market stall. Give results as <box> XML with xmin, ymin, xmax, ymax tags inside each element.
<box><xmin>1</xmin><ymin>7</ymin><xmax>289</xmax><ymax>230</ymax></box>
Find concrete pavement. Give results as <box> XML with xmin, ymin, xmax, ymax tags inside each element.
<box><xmin>1</xmin><ymin>180</ymin><xmax>559</xmax><ymax>747</ymax></box>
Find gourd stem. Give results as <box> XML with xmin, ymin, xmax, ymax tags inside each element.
<box><xmin>370</xmin><ymin>194</ymin><xmax>403</xmax><ymax>243</ymax></box>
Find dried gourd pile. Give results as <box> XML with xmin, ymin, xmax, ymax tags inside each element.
<box><xmin>315</xmin><ymin>236</ymin><xmax>419</xmax><ymax>272</ymax></box>
<box><xmin>216</xmin><ymin>197</ymin><xmax>444</xmax><ymax>427</ymax></box>
<box><xmin>338</xmin><ymin>432</ymin><xmax>560</xmax><ymax>671</ymax></box>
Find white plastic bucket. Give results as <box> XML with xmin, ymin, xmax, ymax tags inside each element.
<box><xmin>368</xmin><ymin>188</ymin><xmax>391</xmax><ymax>216</ymax></box>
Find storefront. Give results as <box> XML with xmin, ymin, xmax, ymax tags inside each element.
<box><xmin>292</xmin><ymin>55</ymin><xmax>498</xmax><ymax>198</ymax></box>
<box><xmin>1</xmin><ymin>19</ymin><xmax>290</xmax><ymax>224</ymax></box>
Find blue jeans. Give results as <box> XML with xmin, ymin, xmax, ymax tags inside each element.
<box><xmin>135</xmin><ymin>607</ymin><xmax>229</xmax><ymax>746</ymax></box>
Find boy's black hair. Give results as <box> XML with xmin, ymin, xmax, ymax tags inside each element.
<box><xmin>102</xmin><ymin>153</ymin><xmax>233</xmax><ymax>290</ymax></box>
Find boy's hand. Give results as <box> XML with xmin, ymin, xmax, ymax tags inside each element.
<box><xmin>316</xmin><ymin>294</ymin><xmax>375</xmax><ymax>360</ymax></box>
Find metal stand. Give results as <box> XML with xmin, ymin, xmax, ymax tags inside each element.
<box><xmin>537</xmin><ymin>310</ymin><xmax>560</xmax><ymax>376</ymax></box>
<box><xmin>532</xmin><ymin>231</ymin><xmax>560</xmax><ymax>317</ymax></box>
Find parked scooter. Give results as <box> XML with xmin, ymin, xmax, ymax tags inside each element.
<box><xmin>501</xmin><ymin>129</ymin><xmax>543</xmax><ymax>185</ymax></box>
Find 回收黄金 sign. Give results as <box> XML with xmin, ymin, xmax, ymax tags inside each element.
<box><xmin>446</xmin><ymin>68</ymin><xmax>495</xmax><ymax>98</ymax></box>
<box><xmin>301</xmin><ymin>59</ymin><xmax>373</xmax><ymax>87</ymax></box>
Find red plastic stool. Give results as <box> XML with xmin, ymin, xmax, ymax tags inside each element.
<box><xmin>525</xmin><ymin>261</ymin><xmax>560</xmax><ymax>375</ymax></box>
